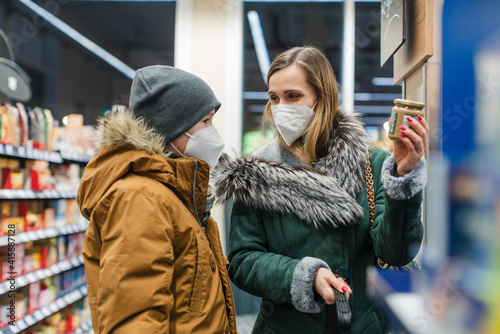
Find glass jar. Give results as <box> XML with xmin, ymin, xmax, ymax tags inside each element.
<box><xmin>388</xmin><ymin>98</ymin><xmax>426</xmax><ymax>141</ymax></box>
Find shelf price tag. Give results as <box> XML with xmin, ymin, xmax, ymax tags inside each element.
<box><xmin>57</xmin><ymin>298</ymin><xmax>66</xmax><ymax>309</ymax></box>
<box><xmin>35</xmin><ymin>270</ymin><xmax>45</xmax><ymax>280</ymax></box>
<box><xmin>18</xmin><ymin>276</ymin><xmax>28</xmax><ymax>287</ymax></box>
<box><xmin>63</xmin><ymin>294</ymin><xmax>73</xmax><ymax>305</ymax></box>
<box><xmin>24</xmin><ymin>314</ymin><xmax>35</xmax><ymax>326</ymax></box>
<box><xmin>26</xmin><ymin>273</ymin><xmax>37</xmax><ymax>283</ymax></box>
<box><xmin>17</xmin><ymin>319</ymin><xmax>28</xmax><ymax>331</ymax></box>
<box><xmin>35</xmin><ymin>230</ymin><xmax>46</xmax><ymax>239</ymax></box>
<box><xmin>71</xmin><ymin>258</ymin><xmax>80</xmax><ymax>267</ymax></box>
<box><xmin>41</xmin><ymin>307</ymin><xmax>51</xmax><ymax>317</ymax></box>
<box><xmin>0</xmin><ymin>144</ymin><xmax>4</xmax><ymax>154</ymax></box>
<box><xmin>5</xmin><ymin>145</ymin><xmax>14</xmax><ymax>155</ymax></box>
<box><xmin>2</xmin><ymin>190</ymin><xmax>14</xmax><ymax>199</ymax></box>
<box><xmin>18</xmin><ymin>147</ymin><xmax>26</xmax><ymax>156</ymax></box>
<box><xmin>34</xmin><ymin>310</ymin><xmax>44</xmax><ymax>321</ymax></box>
<box><xmin>49</xmin><ymin>303</ymin><xmax>58</xmax><ymax>313</ymax></box>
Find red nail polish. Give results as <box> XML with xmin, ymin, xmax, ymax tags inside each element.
<box><xmin>418</xmin><ymin>115</ymin><xmax>423</xmax><ymax>121</ymax></box>
<box><xmin>342</xmin><ymin>286</ymin><xmax>347</xmax><ymax>292</ymax></box>
<box><xmin>400</xmin><ymin>126</ymin><xmax>406</xmax><ymax>131</ymax></box>
<box><xmin>407</xmin><ymin>117</ymin><xmax>413</xmax><ymax>122</ymax></box>
<box><xmin>400</xmin><ymin>133</ymin><xmax>405</xmax><ymax>139</ymax></box>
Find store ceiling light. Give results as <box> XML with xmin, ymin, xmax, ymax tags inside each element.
<box><xmin>72</xmin><ymin>0</ymin><xmax>176</xmax><ymax>1</ymax></box>
<box><xmin>372</xmin><ymin>77</ymin><xmax>397</xmax><ymax>86</ymax></box>
<box><xmin>244</xmin><ymin>1</ymin><xmax>381</xmax><ymax>2</ymax></box>
<box><xmin>17</xmin><ymin>0</ymin><xmax>136</xmax><ymax>79</ymax></box>
<box><xmin>247</xmin><ymin>10</ymin><xmax>271</xmax><ymax>83</ymax></box>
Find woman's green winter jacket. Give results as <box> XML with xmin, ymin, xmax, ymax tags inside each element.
<box><xmin>213</xmin><ymin>110</ymin><xmax>426</xmax><ymax>334</ymax></box>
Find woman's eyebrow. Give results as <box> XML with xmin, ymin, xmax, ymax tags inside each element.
<box><xmin>268</xmin><ymin>89</ymin><xmax>304</xmax><ymax>95</ymax></box>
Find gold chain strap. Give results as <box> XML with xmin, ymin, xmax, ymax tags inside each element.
<box><xmin>365</xmin><ymin>157</ymin><xmax>375</xmax><ymax>228</ymax></box>
<box><xmin>365</xmin><ymin>156</ymin><xmax>389</xmax><ymax>269</ymax></box>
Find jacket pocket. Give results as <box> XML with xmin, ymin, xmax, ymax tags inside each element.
<box><xmin>352</xmin><ymin>305</ymin><xmax>387</xmax><ymax>334</ymax></box>
<box><xmin>189</xmin><ymin>236</ymin><xmax>210</xmax><ymax>312</ymax></box>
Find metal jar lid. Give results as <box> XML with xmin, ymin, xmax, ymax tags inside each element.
<box><xmin>394</xmin><ymin>98</ymin><xmax>425</xmax><ymax>109</ymax></box>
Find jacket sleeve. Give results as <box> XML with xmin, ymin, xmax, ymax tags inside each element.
<box><xmin>370</xmin><ymin>153</ymin><xmax>426</xmax><ymax>266</ymax></box>
<box><xmin>228</xmin><ymin>202</ymin><xmax>329</xmax><ymax>314</ymax></box>
<box><xmin>97</xmin><ymin>189</ymin><xmax>175</xmax><ymax>333</ymax></box>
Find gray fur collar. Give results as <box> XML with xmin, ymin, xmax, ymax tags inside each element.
<box><xmin>93</xmin><ymin>108</ymin><xmax>170</xmax><ymax>158</ymax></box>
<box><xmin>212</xmin><ymin>109</ymin><xmax>370</xmax><ymax>229</ymax></box>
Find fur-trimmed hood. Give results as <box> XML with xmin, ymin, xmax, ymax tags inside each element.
<box><xmin>93</xmin><ymin>108</ymin><xmax>169</xmax><ymax>156</ymax></box>
<box><xmin>78</xmin><ymin>110</ymin><xmax>211</xmax><ymax>222</ymax></box>
<box><xmin>212</xmin><ymin>109</ymin><xmax>371</xmax><ymax>229</ymax></box>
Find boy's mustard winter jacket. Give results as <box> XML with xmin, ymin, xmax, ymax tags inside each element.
<box><xmin>77</xmin><ymin>110</ymin><xmax>236</xmax><ymax>334</ymax></box>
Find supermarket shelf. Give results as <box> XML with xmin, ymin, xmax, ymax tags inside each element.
<box><xmin>0</xmin><ymin>220</ymin><xmax>88</xmax><ymax>247</ymax></box>
<box><xmin>0</xmin><ymin>189</ymin><xmax>77</xmax><ymax>200</ymax></box>
<box><xmin>0</xmin><ymin>144</ymin><xmax>93</xmax><ymax>165</ymax></box>
<box><xmin>0</xmin><ymin>255</ymin><xmax>84</xmax><ymax>295</ymax></box>
<box><xmin>0</xmin><ymin>284</ymin><xmax>88</xmax><ymax>334</ymax></box>
<box><xmin>0</xmin><ymin>144</ymin><xmax>63</xmax><ymax>164</ymax></box>
<box><xmin>74</xmin><ymin>318</ymin><xmax>93</xmax><ymax>334</ymax></box>
<box><xmin>58</xmin><ymin>151</ymin><xmax>93</xmax><ymax>165</ymax></box>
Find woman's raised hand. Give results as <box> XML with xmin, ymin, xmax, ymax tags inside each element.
<box><xmin>393</xmin><ymin>115</ymin><xmax>430</xmax><ymax>176</ymax></box>
<box><xmin>313</xmin><ymin>268</ymin><xmax>352</xmax><ymax>304</ymax></box>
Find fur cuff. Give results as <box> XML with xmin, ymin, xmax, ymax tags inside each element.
<box><xmin>290</xmin><ymin>257</ymin><xmax>330</xmax><ymax>313</ymax></box>
<box><xmin>382</xmin><ymin>155</ymin><xmax>427</xmax><ymax>200</ymax></box>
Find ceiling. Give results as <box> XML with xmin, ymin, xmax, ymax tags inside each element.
<box><xmin>9</xmin><ymin>0</ymin><xmax>398</xmax><ymax>131</ymax></box>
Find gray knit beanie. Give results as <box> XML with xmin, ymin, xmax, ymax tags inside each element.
<box><xmin>129</xmin><ymin>65</ymin><xmax>221</xmax><ymax>144</ymax></box>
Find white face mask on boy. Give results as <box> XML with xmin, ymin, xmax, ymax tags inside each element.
<box><xmin>271</xmin><ymin>102</ymin><xmax>317</xmax><ymax>146</ymax></box>
<box><xmin>171</xmin><ymin>125</ymin><xmax>225</xmax><ymax>169</ymax></box>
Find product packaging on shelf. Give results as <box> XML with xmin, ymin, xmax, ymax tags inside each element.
<box><xmin>16</xmin><ymin>102</ymin><xmax>29</xmax><ymax>147</ymax></box>
<box><xmin>36</xmin><ymin>238</ymin><xmax>58</xmax><ymax>269</ymax></box>
<box><xmin>23</xmin><ymin>160</ymin><xmax>53</xmax><ymax>191</ymax></box>
<box><xmin>52</xmin><ymin>164</ymin><xmax>81</xmax><ymax>191</ymax></box>
<box><xmin>28</xmin><ymin>281</ymin><xmax>41</xmax><ymax>313</ymax></box>
<box><xmin>0</xmin><ymin>100</ymin><xmax>91</xmax><ymax>331</ymax></box>
<box><xmin>32</xmin><ymin>107</ymin><xmax>47</xmax><ymax>151</ymax></box>
<box><xmin>53</xmin><ymin>199</ymin><xmax>80</xmax><ymax>226</ymax></box>
<box><xmin>0</xmin><ymin>201</ymin><xmax>26</xmax><ymax>236</ymax></box>
<box><xmin>0</xmin><ymin>158</ymin><xmax>23</xmax><ymax>190</ymax></box>
<box><xmin>0</xmin><ymin>104</ymin><xmax>19</xmax><ymax>146</ymax></box>
<box><xmin>57</xmin><ymin>235</ymin><xmax>66</xmax><ymax>262</ymax></box>
<box><xmin>26</xmin><ymin>201</ymin><xmax>44</xmax><ymax>231</ymax></box>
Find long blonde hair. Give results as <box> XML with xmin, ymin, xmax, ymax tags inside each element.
<box><xmin>262</xmin><ymin>46</ymin><xmax>340</xmax><ymax>164</ymax></box>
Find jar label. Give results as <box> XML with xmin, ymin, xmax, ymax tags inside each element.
<box><xmin>389</xmin><ymin>111</ymin><xmax>398</xmax><ymax>134</ymax></box>
<box><xmin>402</xmin><ymin>114</ymin><xmax>419</xmax><ymax>129</ymax></box>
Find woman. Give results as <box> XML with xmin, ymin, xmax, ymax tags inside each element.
<box><xmin>77</xmin><ymin>65</ymin><xmax>237</xmax><ymax>333</ymax></box>
<box><xmin>213</xmin><ymin>47</ymin><xmax>428</xmax><ymax>333</ymax></box>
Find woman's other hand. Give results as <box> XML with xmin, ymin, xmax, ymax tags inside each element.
<box><xmin>393</xmin><ymin>115</ymin><xmax>430</xmax><ymax>176</ymax></box>
<box><xmin>313</xmin><ymin>268</ymin><xmax>352</xmax><ymax>304</ymax></box>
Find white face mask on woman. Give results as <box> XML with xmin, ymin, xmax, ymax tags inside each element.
<box><xmin>271</xmin><ymin>102</ymin><xmax>317</xmax><ymax>146</ymax></box>
<box><xmin>171</xmin><ymin>125</ymin><xmax>225</xmax><ymax>169</ymax></box>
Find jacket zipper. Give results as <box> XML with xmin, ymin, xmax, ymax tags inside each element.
<box><xmin>192</xmin><ymin>160</ymin><xmax>210</xmax><ymax>242</ymax></box>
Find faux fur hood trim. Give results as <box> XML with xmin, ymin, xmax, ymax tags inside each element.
<box><xmin>212</xmin><ymin>109</ymin><xmax>369</xmax><ymax>229</ymax></box>
<box><xmin>212</xmin><ymin>153</ymin><xmax>364</xmax><ymax>229</ymax></box>
<box><xmin>93</xmin><ymin>109</ymin><xmax>169</xmax><ymax>157</ymax></box>
<box><xmin>313</xmin><ymin>109</ymin><xmax>371</xmax><ymax>197</ymax></box>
